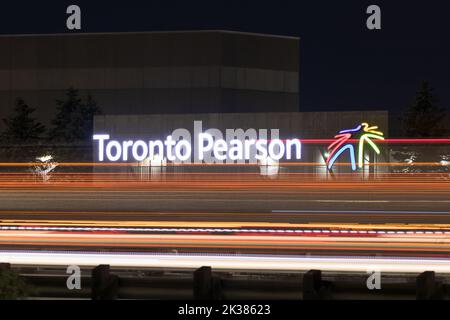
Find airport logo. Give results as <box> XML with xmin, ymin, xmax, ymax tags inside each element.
<box><xmin>93</xmin><ymin>121</ymin><xmax>302</xmax><ymax>164</ymax></box>
<box><xmin>326</xmin><ymin>123</ymin><xmax>384</xmax><ymax>171</ymax></box>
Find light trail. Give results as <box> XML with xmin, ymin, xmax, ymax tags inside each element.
<box><xmin>0</xmin><ymin>176</ymin><xmax>449</xmax><ymax>194</ymax></box>
<box><xmin>1</xmin><ymin>220</ymin><xmax>450</xmax><ymax>257</ymax></box>
<box><xmin>273</xmin><ymin>209</ymin><xmax>450</xmax><ymax>215</ymax></box>
<box><xmin>0</xmin><ymin>161</ymin><xmax>448</xmax><ymax>167</ymax></box>
<box><xmin>2</xmin><ymin>250</ymin><xmax>450</xmax><ymax>273</ymax></box>
<box><xmin>0</xmin><ymin>161</ymin><xmax>448</xmax><ymax>271</ymax></box>
<box><xmin>2</xmin><ymin>225</ymin><xmax>450</xmax><ymax>235</ymax></box>
<box><xmin>2</xmin><ymin>219</ymin><xmax>450</xmax><ymax>232</ymax></box>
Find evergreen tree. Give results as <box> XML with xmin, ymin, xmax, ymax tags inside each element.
<box><xmin>1</xmin><ymin>98</ymin><xmax>45</xmax><ymax>143</ymax></box>
<box><xmin>48</xmin><ymin>88</ymin><xmax>101</xmax><ymax>142</ymax></box>
<box><xmin>48</xmin><ymin>87</ymin><xmax>83</xmax><ymax>142</ymax></box>
<box><xmin>402</xmin><ymin>82</ymin><xmax>447</xmax><ymax>137</ymax></box>
<box><xmin>0</xmin><ymin>268</ymin><xmax>32</xmax><ymax>299</ymax></box>
<box><xmin>80</xmin><ymin>93</ymin><xmax>101</xmax><ymax>140</ymax></box>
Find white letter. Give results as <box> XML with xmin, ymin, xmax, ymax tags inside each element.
<box><xmin>213</xmin><ymin>139</ymin><xmax>228</xmax><ymax>161</ymax></box>
<box><xmin>175</xmin><ymin>140</ymin><xmax>191</xmax><ymax>161</ymax></box>
<box><xmin>255</xmin><ymin>140</ymin><xmax>268</xmax><ymax>160</ymax></box>
<box><xmin>171</xmin><ymin>128</ymin><xmax>192</xmax><ymax>163</ymax></box>
<box><xmin>66</xmin><ymin>5</ymin><xmax>81</xmax><ymax>30</ymax></box>
<box><xmin>106</xmin><ymin>140</ymin><xmax>122</xmax><ymax>161</ymax></box>
<box><xmin>164</xmin><ymin>136</ymin><xmax>176</xmax><ymax>161</ymax></box>
<box><xmin>149</xmin><ymin>140</ymin><xmax>164</xmax><ymax>159</ymax></box>
<box><xmin>229</xmin><ymin>139</ymin><xmax>243</xmax><ymax>161</ymax></box>
<box><xmin>226</xmin><ymin>128</ymin><xmax>258</xmax><ymax>164</ymax></box>
<box><xmin>122</xmin><ymin>140</ymin><xmax>133</xmax><ymax>161</ymax></box>
<box><xmin>202</xmin><ymin>129</ymin><xmax>224</xmax><ymax>163</ymax></box>
<box><xmin>244</xmin><ymin>139</ymin><xmax>256</xmax><ymax>160</ymax></box>
<box><xmin>132</xmin><ymin>140</ymin><xmax>148</xmax><ymax>161</ymax></box>
<box><xmin>286</xmin><ymin>139</ymin><xmax>302</xmax><ymax>160</ymax></box>
<box><xmin>268</xmin><ymin>139</ymin><xmax>285</xmax><ymax>160</ymax></box>
<box><xmin>66</xmin><ymin>265</ymin><xmax>81</xmax><ymax>290</ymax></box>
<box><xmin>366</xmin><ymin>5</ymin><xmax>381</xmax><ymax>30</ymax></box>
<box><xmin>93</xmin><ymin>134</ymin><xmax>109</xmax><ymax>161</ymax></box>
<box><xmin>198</xmin><ymin>133</ymin><xmax>214</xmax><ymax>161</ymax></box>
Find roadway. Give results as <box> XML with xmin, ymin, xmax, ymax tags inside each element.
<box><xmin>0</xmin><ymin>171</ymin><xmax>449</xmax><ymax>269</ymax></box>
<box><xmin>0</xmin><ymin>174</ymin><xmax>449</xmax><ymax>223</ymax></box>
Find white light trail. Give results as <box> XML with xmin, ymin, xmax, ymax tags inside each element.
<box><xmin>272</xmin><ymin>209</ymin><xmax>450</xmax><ymax>214</ymax></box>
<box><xmin>2</xmin><ymin>251</ymin><xmax>450</xmax><ymax>273</ymax></box>
<box><xmin>1</xmin><ymin>225</ymin><xmax>449</xmax><ymax>235</ymax></box>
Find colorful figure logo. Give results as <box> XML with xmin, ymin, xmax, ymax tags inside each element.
<box><xmin>326</xmin><ymin>123</ymin><xmax>384</xmax><ymax>171</ymax></box>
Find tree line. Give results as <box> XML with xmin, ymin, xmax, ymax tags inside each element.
<box><xmin>1</xmin><ymin>87</ymin><xmax>101</xmax><ymax>144</ymax></box>
<box><xmin>0</xmin><ymin>82</ymin><xmax>448</xmax><ymax>143</ymax></box>
<box><xmin>401</xmin><ymin>82</ymin><xmax>447</xmax><ymax>137</ymax></box>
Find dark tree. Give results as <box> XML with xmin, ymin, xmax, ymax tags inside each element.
<box><xmin>402</xmin><ymin>82</ymin><xmax>447</xmax><ymax>137</ymax></box>
<box><xmin>80</xmin><ymin>93</ymin><xmax>102</xmax><ymax>140</ymax></box>
<box><xmin>0</xmin><ymin>267</ymin><xmax>32</xmax><ymax>299</ymax></box>
<box><xmin>49</xmin><ymin>88</ymin><xmax>101</xmax><ymax>142</ymax></box>
<box><xmin>48</xmin><ymin>87</ymin><xmax>83</xmax><ymax>142</ymax></box>
<box><xmin>1</xmin><ymin>98</ymin><xmax>45</xmax><ymax>143</ymax></box>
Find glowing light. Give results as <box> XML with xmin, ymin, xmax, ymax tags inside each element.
<box><xmin>3</xmin><ymin>251</ymin><xmax>450</xmax><ymax>273</ymax></box>
<box><xmin>339</xmin><ymin>125</ymin><xmax>362</xmax><ymax>134</ymax></box>
<box><xmin>326</xmin><ymin>122</ymin><xmax>384</xmax><ymax>171</ymax></box>
<box><xmin>358</xmin><ymin>133</ymin><xmax>384</xmax><ymax>168</ymax></box>
<box><xmin>36</xmin><ymin>155</ymin><xmax>54</xmax><ymax>162</ymax></box>
<box><xmin>327</xmin><ymin>144</ymin><xmax>356</xmax><ymax>171</ymax></box>
<box><xmin>326</xmin><ymin>133</ymin><xmax>352</xmax><ymax>167</ymax></box>
<box><xmin>93</xmin><ymin>121</ymin><xmax>302</xmax><ymax>163</ymax></box>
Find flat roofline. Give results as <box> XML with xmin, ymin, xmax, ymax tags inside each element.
<box><xmin>0</xmin><ymin>30</ymin><xmax>300</xmax><ymax>41</ymax></box>
<box><xmin>96</xmin><ymin>110</ymin><xmax>388</xmax><ymax>118</ymax></box>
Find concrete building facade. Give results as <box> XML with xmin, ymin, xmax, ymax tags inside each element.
<box><xmin>0</xmin><ymin>30</ymin><xmax>299</xmax><ymax>130</ymax></box>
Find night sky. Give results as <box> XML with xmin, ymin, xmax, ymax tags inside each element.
<box><xmin>0</xmin><ymin>1</ymin><xmax>449</xmax><ymax>120</ymax></box>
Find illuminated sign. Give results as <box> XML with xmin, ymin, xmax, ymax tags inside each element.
<box><xmin>93</xmin><ymin>121</ymin><xmax>302</xmax><ymax>163</ymax></box>
<box><xmin>326</xmin><ymin>122</ymin><xmax>384</xmax><ymax>171</ymax></box>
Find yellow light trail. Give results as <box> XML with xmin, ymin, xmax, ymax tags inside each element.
<box><xmin>1</xmin><ymin>219</ymin><xmax>450</xmax><ymax>231</ymax></box>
